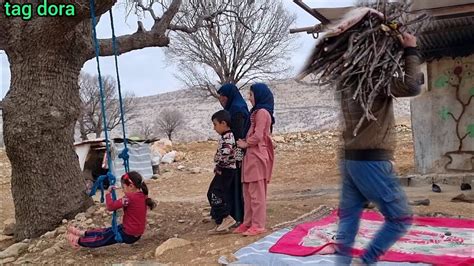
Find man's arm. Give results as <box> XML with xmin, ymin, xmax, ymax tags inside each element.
<box><xmin>391</xmin><ymin>33</ymin><xmax>423</xmax><ymax>98</ymax></box>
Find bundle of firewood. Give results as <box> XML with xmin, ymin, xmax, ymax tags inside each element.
<box><xmin>299</xmin><ymin>2</ymin><xmax>428</xmax><ymax>135</ymax></box>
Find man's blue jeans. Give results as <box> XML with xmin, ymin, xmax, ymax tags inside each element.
<box><xmin>335</xmin><ymin>160</ymin><xmax>413</xmax><ymax>265</ymax></box>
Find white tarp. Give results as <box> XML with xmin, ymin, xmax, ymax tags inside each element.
<box><xmin>75</xmin><ymin>144</ymin><xmax>91</xmax><ymax>171</ymax></box>
<box><xmin>112</xmin><ymin>142</ymin><xmax>153</xmax><ymax>181</ymax></box>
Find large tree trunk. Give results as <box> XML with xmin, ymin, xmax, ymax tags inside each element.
<box><xmin>3</xmin><ymin>51</ymin><xmax>93</xmax><ymax>240</ymax></box>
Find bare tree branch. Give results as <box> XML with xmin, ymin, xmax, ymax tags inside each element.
<box><xmin>166</xmin><ymin>0</ymin><xmax>297</xmax><ymax>98</ymax></box>
<box><xmin>77</xmin><ymin>72</ymin><xmax>137</xmax><ymax>139</ymax></box>
<box><xmin>94</xmin><ymin>29</ymin><xmax>170</xmax><ymax>58</ymax></box>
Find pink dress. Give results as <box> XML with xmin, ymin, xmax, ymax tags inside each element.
<box><xmin>241</xmin><ymin>109</ymin><xmax>274</xmax><ymax>229</ymax></box>
<box><xmin>242</xmin><ymin>109</ymin><xmax>274</xmax><ymax>183</ymax></box>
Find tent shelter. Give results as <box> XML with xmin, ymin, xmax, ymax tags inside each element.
<box><xmin>74</xmin><ymin>138</ymin><xmax>157</xmax><ymax>185</ymax></box>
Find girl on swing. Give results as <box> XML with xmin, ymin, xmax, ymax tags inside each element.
<box><xmin>66</xmin><ymin>171</ymin><xmax>156</xmax><ymax>248</ymax></box>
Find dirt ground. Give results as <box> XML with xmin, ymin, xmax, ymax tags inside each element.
<box><xmin>0</xmin><ymin>128</ymin><xmax>473</xmax><ymax>265</ymax></box>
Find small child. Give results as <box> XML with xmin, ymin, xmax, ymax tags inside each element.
<box><xmin>207</xmin><ymin>110</ymin><xmax>238</xmax><ymax>233</ymax></box>
<box><xmin>66</xmin><ymin>171</ymin><xmax>156</xmax><ymax>248</ymax></box>
<box><xmin>235</xmin><ymin>83</ymin><xmax>275</xmax><ymax>236</ymax></box>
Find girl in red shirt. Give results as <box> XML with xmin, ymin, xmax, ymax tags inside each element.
<box><xmin>67</xmin><ymin>171</ymin><xmax>156</xmax><ymax>248</ymax></box>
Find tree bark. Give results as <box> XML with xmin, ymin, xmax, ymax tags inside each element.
<box><xmin>3</xmin><ymin>49</ymin><xmax>93</xmax><ymax>240</ymax></box>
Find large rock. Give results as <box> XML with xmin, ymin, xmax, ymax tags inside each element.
<box><xmin>154</xmin><ymin>238</ymin><xmax>191</xmax><ymax>258</ymax></box>
<box><xmin>2</xmin><ymin>219</ymin><xmax>15</xmax><ymax>236</ymax></box>
<box><xmin>151</xmin><ymin>139</ymin><xmax>173</xmax><ymax>157</ymax></box>
<box><xmin>0</xmin><ymin>242</ymin><xmax>29</xmax><ymax>259</ymax></box>
<box><xmin>161</xmin><ymin>151</ymin><xmax>177</xmax><ymax>164</ymax></box>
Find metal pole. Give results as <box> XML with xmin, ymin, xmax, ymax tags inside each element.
<box><xmin>293</xmin><ymin>0</ymin><xmax>331</xmax><ymax>25</ymax></box>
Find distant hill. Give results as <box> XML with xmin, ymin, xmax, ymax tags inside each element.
<box><xmin>111</xmin><ymin>79</ymin><xmax>411</xmax><ymax>142</ymax></box>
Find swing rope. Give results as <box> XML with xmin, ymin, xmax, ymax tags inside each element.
<box><xmin>87</xmin><ymin>0</ymin><xmax>130</xmax><ymax>243</ymax></box>
<box><xmin>109</xmin><ymin>8</ymin><xmax>130</xmax><ymax>173</ymax></box>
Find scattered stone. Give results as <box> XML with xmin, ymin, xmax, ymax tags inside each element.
<box><xmin>207</xmin><ymin>249</ymin><xmax>217</xmax><ymax>255</ymax></box>
<box><xmin>42</xmin><ymin>230</ymin><xmax>57</xmax><ymax>239</ymax></box>
<box><xmin>57</xmin><ymin>226</ymin><xmax>66</xmax><ymax>234</ymax></box>
<box><xmin>451</xmin><ymin>193</ymin><xmax>474</xmax><ymax>203</ymax></box>
<box><xmin>218</xmin><ymin>253</ymin><xmax>238</xmax><ymax>265</ymax></box>
<box><xmin>85</xmin><ymin>206</ymin><xmax>96</xmax><ymax>218</ymax></box>
<box><xmin>2</xmin><ymin>219</ymin><xmax>15</xmax><ymax>236</ymax></box>
<box><xmin>178</xmin><ymin>220</ymin><xmax>185</xmax><ymax>223</ymax></box>
<box><xmin>190</xmin><ymin>167</ymin><xmax>201</xmax><ymax>174</ymax></box>
<box><xmin>0</xmin><ymin>242</ymin><xmax>29</xmax><ymax>259</ymax></box>
<box><xmin>144</xmin><ymin>250</ymin><xmax>154</xmax><ymax>260</ymax></box>
<box><xmin>175</xmin><ymin>152</ymin><xmax>187</xmax><ymax>162</ymax></box>
<box><xmin>206</xmin><ymin>247</ymin><xmax>227</xmax><ymax>256</ymax></box>
<box><xmin>202</xmin><ymin>217</ymin><xmax>212</xmax><ymax>224</ymax></box>
<box><xmin>0</xmin><ymin>235</ymin><xmax>13</xmax><ymax>242</ymax></box>
<box><xmin>62</xmin><ymin>219</ymin><xmax>68</xmax><ymax>224</ymax></box>
<box><xmin>41</xmin><ymin>247</ymin><xmax>56</xmax><ymax>256</ymax></box>
<box><xmin>272</xmin><ymin>136</ymin><xmax>286</xmax><ymax>143</ymax></box>
<box><xmin>154</xmin><ymin>238</ymin><xmax>191</xmax><ymax>257</ymax></box>
<box><xmin>85</xmin><ymin>219</ymin><xmax>93</xmax><ymax>225</ymax></box>
<box><xmin>75</xmin><ymin>213</ymin><xmax>86</xmax><ymax>222</ymax></box>
<box><xmin>177</xmin><ymin>165</ymin><xmax>185</xmax><ymax>171</ymax></box>
<box><xmin>36</xmin><ymin>240</ymin><xmax>44</xmax><ymax>248</ymax></box>
<box><xmin>65</xmin><ymin>259</ymin><xmax>76</xmax><ymax>265</ymax></box>
<box><xmin>0</xmin><ymin>257</ymin><xmax>15</xmax><ymax>264</ymax></box>
<box><xmin>409</xmin><ymin>199</ymin><xmax>430</xmax><ymax>206</ymax></box>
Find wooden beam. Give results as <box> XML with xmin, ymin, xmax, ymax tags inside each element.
<box><xmin>293</xmin><ymin>0</ymin><xmax>331</xmax><ymax>25</ymax></box>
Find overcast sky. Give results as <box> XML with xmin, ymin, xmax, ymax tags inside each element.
<box><xmin>0</xmin><ymin>0</ymin><xmax>354</xmax><ymax>99</ymax></box>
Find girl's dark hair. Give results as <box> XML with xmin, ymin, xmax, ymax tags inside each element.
<box><xmin>121</xmin><ymin>171</ymin><xmax>156</xmax><ymax>210</ymax></box>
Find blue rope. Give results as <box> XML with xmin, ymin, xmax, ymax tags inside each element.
<box><xmin>109</xmin><ymin>9</ymin><xmax>130</xmax><ymax>173</ymax></box>
<box><xmin>88</xmin><ymin>0</ymin><xmax>122</xmax><ymax>243</ymax></box>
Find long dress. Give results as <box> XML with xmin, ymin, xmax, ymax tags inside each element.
<box><xmin>227</xmin><ymin>111</ymin><xmax>248</xmax><ymax>223</ymax></box>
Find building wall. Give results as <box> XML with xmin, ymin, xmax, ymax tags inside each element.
<box><xmin>411</xmin><ymin>55</ymin><xmax>474</xmax><ymax>174</ymax></box>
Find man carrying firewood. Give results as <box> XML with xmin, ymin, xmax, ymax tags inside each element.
<box><xmin>298</xmin><ymin>5</ymin><xmax>425</xmax><ymax>263</ymax></box>
<box><xmin>335</xmin><ymin>32</ymin><xmax>421</xmax><ymax>265</ymax></box>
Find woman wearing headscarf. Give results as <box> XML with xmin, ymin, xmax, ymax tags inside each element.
<box><xmin>235</xmin><ymin>83</ymin><xmax>275</xmax><ymax>236</ymax></box>
<box><xmin>217</xmin><ymin>83</ymin><xmax>250</xmax><ymax>225</ymax></box>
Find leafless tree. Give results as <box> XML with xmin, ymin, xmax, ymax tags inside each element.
<box><xmin>78</xmin><ymin>72</ymin><xmax>137</xmax><ymax>140</ymax></box>
<box><xmin>0</xmin><ymin>0</ymin><xmax>258</xmax><ymax>239</ymax></box>
<box><xmin>155</xmin><ymin>108</ymin><xmax>184</xmax><ymax>141</ymax></box>
<box><xmin>166</xmin><ymin>0</ymin><xmax>297</xmax><ymax>98</ymax></box>
<box><xmin>135</xmin><ymin>121</ymin><xmax>155</xmax><ymax>139</ymax></box>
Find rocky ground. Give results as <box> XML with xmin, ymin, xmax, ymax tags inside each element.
<box><xmin>1</xmin><ymin>127</ymin><xmax>473</xmax><ymax>265</ymax></box>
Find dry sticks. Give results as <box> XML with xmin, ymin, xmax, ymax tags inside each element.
<box><xmin>299</xmin><ymin>3</ymin><xmax>428</xmax><ymax>136</ymax></box>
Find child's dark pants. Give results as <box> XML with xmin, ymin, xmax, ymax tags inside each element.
<box><xmin>78</xmin><ymin>225</ymin><xmax>140</xmax><ymax>248</ymax></box>
<box><xmin>207</xmin><ymin>168</ymin><xmax>237</xmax><ymax>224</ymax></box>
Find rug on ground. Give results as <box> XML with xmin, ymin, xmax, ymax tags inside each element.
<box><xmin>269</xmin><ymin>210</ymin><xmax>474</xmax><ymax>265</ymax></box>
<box><xmin>231</xmin><ymin>229</ymin><xmax>427</xmax><ymax>265</ymax></box>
